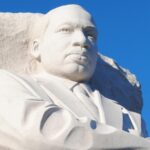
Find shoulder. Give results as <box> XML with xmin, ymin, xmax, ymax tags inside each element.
<box><xmin>0</xmin><ymin>69</ymin><xmax>22</xmax><ymax>87</ymax></box>
<box><xmin>0</xmin><ymin>69</ymin><xmax>16</xmax><ymax>79</ymax></box>
<box><xmin>0</xmin><ymin>69</ymin><xmax>29</xmax><ymax>87</ymax></box>
<box><xmin>0</xmin><ymin>69</ymin><xmax>38</xmax><ymax>97</ymax></box>
<box><xmin>0</xmin><ymin>69</ymin><xmax>50</xmax><ymax>101</ymax></box>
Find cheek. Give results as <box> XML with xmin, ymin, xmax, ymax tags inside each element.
<box><xmin>51</xmin><ymin>35</ymin><xmax>71</xmax><ymax>49</ymax></box>
<box><xmin>42</xmin><ymin>50</ymin><xmax>66</xmax><ymax>67</ymax></box>
<box><xmin>89</xmin><ymin>48</ymin><xmax>97</xmax><ymax>61</ymax></box>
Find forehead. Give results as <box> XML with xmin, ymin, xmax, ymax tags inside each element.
<box><xmin>48</xmin><ymin>5</ymin><xmax>95</xmax><ymax>28</ymax></box>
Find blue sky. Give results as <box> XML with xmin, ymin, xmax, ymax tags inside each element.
<box><xmin>0</xmin><ymin>0</ymin><xmax>150</xmax><ymax>135</ymax></box>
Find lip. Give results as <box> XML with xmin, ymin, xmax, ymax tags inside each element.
<box><xmin>65</xmin><ymin>52</ymin><xmax>90</xmax><ymax>65</ymax></box>
<box><xmin>65</xmin><ymin>52</ymin><xmax>89</xmax><ymax>59</ymax></box>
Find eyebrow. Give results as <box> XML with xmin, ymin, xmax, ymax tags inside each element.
<box><xmin>56</xmin><ymin>22</ymin><xmax>96</xmax><ymax>30</ymax></box>
<box><xmin>84</xmin><ymin>26</ymin><xmax>97</xmax><ymax>33</ymax></box>
<box><xmin>55</xmin><ymin>22</ymin><xmax>98</xmax><ymax>36</ymax></box>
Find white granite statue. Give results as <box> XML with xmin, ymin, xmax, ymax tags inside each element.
<box><xmin>0</xmin><ymin>4</ymin><xmax>149</xmax><ymax>150</ymax></box>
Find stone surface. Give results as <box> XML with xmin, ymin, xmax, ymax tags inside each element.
<box><xmin>0</xmin><ymin>12</ymin><xmax>42</xmax><ymax>73</ymax></box>
<box><xmin>0</xmin><ymin>4</ymin><xmax>149</xmax><ymax>150</ymax></box>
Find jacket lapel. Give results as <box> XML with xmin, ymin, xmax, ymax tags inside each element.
<box><xmin>101</xmin><ymin>96</ymin><xmax>123</xmax><ymax>130</ymax></box>
<box><xmin>38</xmin><ymin>79</ymin><xmax>96</xmax><ymax>120</ymax></box>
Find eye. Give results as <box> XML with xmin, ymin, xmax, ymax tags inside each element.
<box><xmin>58</xmin><ymin>27</ymin><xmax>73</xmax><ymax>33</ymax></box>
<box><xmin>84</xmin><ymin>27</ymin><xmax>97</xmax><ymax>41</ymax></box>
<box><xmin>87</xmin><ymin>33</ymin><xmax>97</xmax><ymax>41</ymax></box>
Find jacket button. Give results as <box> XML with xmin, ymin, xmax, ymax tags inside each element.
<box><xmin>90</xmin><ymin>120</ymin><xmax>97</xmax><ymax>129</ymax></box>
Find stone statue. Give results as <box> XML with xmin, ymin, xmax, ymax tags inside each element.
<box><xmin>0</xmin><ymin>4</ymin><xmax>149</xmax><ymax>150</ymax></box>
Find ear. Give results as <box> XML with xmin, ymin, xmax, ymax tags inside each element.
<box><xmin>31</xmin><ymin>40</ymin><xmax>41</xmax><ymax>61</ymax></box>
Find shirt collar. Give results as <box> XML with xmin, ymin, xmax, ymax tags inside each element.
<box><xmin>32</xmin><ymin>72</ymin><xmax>79</xmax><ymax>90</ymax></box>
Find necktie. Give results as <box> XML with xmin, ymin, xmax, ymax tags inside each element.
<box><xmin>72</xmin><ymin>83</ymin><xmax>100</xmax><ymax>122</ymax></box>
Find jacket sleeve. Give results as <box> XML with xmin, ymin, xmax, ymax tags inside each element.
<box><xmin>0</xmin><ymin>70</ymin><xmax>78</xmax><ymax>149</ymax></box>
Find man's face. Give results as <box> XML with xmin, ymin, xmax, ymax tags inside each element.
<box><xmin>37</xmin><ymin>5</ymin><xmax>98</xmax><ymax>81</ymax></box>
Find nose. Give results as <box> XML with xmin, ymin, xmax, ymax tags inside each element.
<box><xmin>72</xmin><ymin>30</ymin><xmax>89</xmax><ymax>49</ymax></box>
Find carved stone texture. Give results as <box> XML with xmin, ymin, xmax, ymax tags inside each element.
<box><xmin>0</xmin><ymin>4</ymin><xmax>149</xmax><ymax>150</ymax></box>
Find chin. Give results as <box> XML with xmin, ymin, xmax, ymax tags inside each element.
<box><xmin>46</xmin><ymin>63</ymin><xmax>95</xmax><ymax>82</ymax></box>
<box><xmin>63</xmin><ymin>73</ymin><xmax>91</xmax><ymax>82</ymax></box>
<box><xmin>62</xmin><ymin>67</ymin><xmax>94</xmax><ymax>82</ymax></box>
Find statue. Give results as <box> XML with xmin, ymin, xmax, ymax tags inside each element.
<box><xmin>0</xmin><ymin>4</ymin><xmax>149</xmax><ymax>150</ymax></box>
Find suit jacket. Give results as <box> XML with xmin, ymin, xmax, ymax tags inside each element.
<box><xmin>0</xmin><ymin>69</ymin><xmax>149</xmax><ymax>150</ymax></box>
